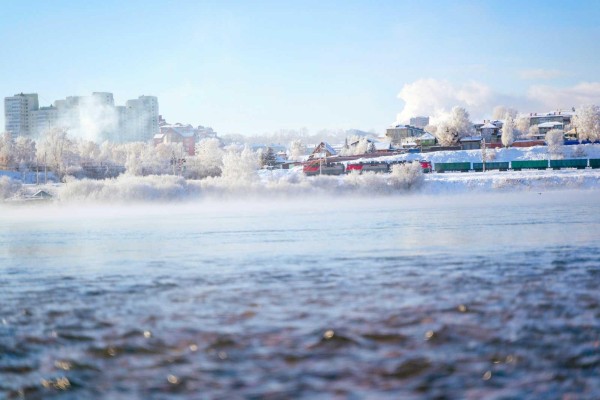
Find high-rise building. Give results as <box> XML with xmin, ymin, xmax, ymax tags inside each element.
<box><xmin>4</xmin><ymin>91</ymin><xmax>159</xmax><ymax>142</ymax></box>
<box><xmin>4</xmin><ymin>93</ymin><xmax>39</xmax><ymax>137</ymax></box>
<box><xmin>409</xmin><ymin>116</ymin><xmax>429</xmax><ymax>129</ymax></box>
<box><xmin>125</xmin><ymin>95</ymin><xmax>159</xmax><ymax>142</ymax></box>
<box><xmin>32</xmin><ymin>105</ymin><xmax>59</xmax><ymax>134</ymax></box>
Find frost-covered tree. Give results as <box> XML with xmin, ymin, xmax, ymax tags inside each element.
<box><xmin>189</xmin><ymin>138</ymin><xmax>224</xmax><ymax>178</ymax></box>
<box><xmin>36</xmin><ymin>128</ymin><xmax>75</xmax><ymax>177</ymax></box>
<box><xmin>528</xmin><ymin>125</ymin><xmax>540</xmax><ymax>138</ymax></box>
<box><xmin>259</xmin><ymin>147</ymin><xmax>277</xmax><ymax>167</ymax></box>
<box><xmin>13</xmin><ymin>136</ymin><xmax>36</xmax><ymax>168</ymax></box>
<box><xmin>492</xmin><ymin>106</ymin><xmax>518</xmax><ymax>120</ymax></box>
<box><xmin>389</xmin><ymin>161</ymin><xmax>424</xmax><ymax>190</ymax></box>
<box><xmin>434</xmin><ymin>106</ymin><xmax>474</xmax><ymax>146</ymax></box>
<box><xmin>0</xmin><ymin>133</ymin><xmax>15</xmax><ymax>168</ymax></box>
<box><xmin>501</xmin><ymin>114</ymin><xmax>515</xmax><ymax>147</ymax></box>
<box><xmin>0</xmin><ymin>176</ymin><xmax>22</xmax><ymax>199</ymax></box>
<box><xmin>353</xmin><ymin>137</ymin><xmax>369</xmax><ymax>155</ymax></box>
<box><xmin>515</xmin><ymin>116</ymin><xmax>530</xmax><ymax>139</ymax></box>
<box><xmin>76</xmin><ymin>139</ymin><xmax>101</xmax><ymax>164</ymax></box>
<box><xmin>288</xmin><ymin>139</ymin><xmax>305</xmax><ymax>161</ymax></box>
<box><xmin>220</xmin><ymin>146</ymin><xmax>259</xmax><ymax>184</ymax></box>
<box><xmin>545</xmin><ymin>129</ymin><xmax>564</xmax><ymax>158</ymax></box>
<box><xmin>572</xmin><ymin>104</ymin><xmax>600</xmax><ymax>142</ymax></box>
<box><xmin>368</xmin><ymin>141</ymin><xmax>376</xmax><ymax>153</ymax></box>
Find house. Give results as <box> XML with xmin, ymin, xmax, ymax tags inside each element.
<box><xmin>415</xmin><ymin>132</ymin><xmax>436</xmax><ymax>148</ymax></box>
<box><xmin>528</xmin><ymin>111</ymin><xmax>573</xmax><ymax>128</ymax></box>
<box><xmin>385</xmin><ymin>124</ymin><xmax>425</xmax><ymax>146</ymax></box>
<box><xmin>536</xmin><ymin>121</ymin><xmax>564</xmax><ymax>136</ymax></box>
<box><xmin>309</xmin><ymin>142</ymin><xmax>337</xmax><ymax>159</ymax></box>
<box><xmin>26</xmin><ymin>190</ymin><xmax>53</xmax><ymax>202</ymax></box>
<box><xmin>460</xmin><ymin>136</ymin><xmax>483</xmax><ymax>150</ymax></box>
<box><xmin>154</xmin><ymin>123</ymin><xmax>197</xmax><ymax>156</ymax></box>
<box><xmin>475</xmin><ymin>121</ymin><xmax>502</xmax><ymax>143</ymax></box>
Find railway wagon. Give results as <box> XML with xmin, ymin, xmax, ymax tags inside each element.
<box><xmin>361</xmin><ymin>162</ymin><xmax>389</xmax><ymax>173</ymax></box>
<box><xmin>472</xmin><ymin>162</ymin><xmax>510</xmax><ymax>172</ymax></box>
<box><xmin>511</xmin><ymin>160</ymin><xmax>548</xmax><ymax>170</ymax></box>
<box><xmin>434</xmin><ymin>162</ymin><xmax>471</xmax><ymax>173</ymax></box>
<box><xmin>588</xmin><ymin>159</ymin><xmax>600</xmax><ymax>168</ymax></box>
<box><xmin>549</xmin><ymin>159</ymin><xmax>588</xmax><ymax>170</ymax></box>
<box><xmin>302</xmin><ymin>162</ymin><xmax>345</xmax><ymax>176</ymax></box>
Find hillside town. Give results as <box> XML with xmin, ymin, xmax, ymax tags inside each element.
<box><xmin>2</xmin><ymin>91</ymin><xmax>600</xmax><ymax>182</ymax></box>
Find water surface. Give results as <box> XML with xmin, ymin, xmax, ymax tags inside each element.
<box><xmin>1</xmin><ymin>191</ymin><xmax>599</xmax><ymax>399</ymax></box>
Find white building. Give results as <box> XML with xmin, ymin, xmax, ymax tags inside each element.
<box><xmin>5</xmin><ymin>91</ymin><xmax>160</xmax><ymax>142</ymax></box>
<box><xmin>125</xmin><ymin>95</ymin><xmax>159</xmax><ymax>142</ymax></box>
<box><xmin>4</xmin><ymin>93</ymin><xmax>39</xmax><ymax>137</ymax></box>
<box><xmin>409</xmin><ymin>116</ymin><xmax>429</xmax><ymax>129</ymax></box>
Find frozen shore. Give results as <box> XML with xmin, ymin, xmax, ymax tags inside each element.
<box><xmin>2</xmin><ymin>167</ymin><xmax>596</xmax><ymax>204</ymax></box>
<box><xmin>2</xmin><ymin>144</ymin><xmax>600</xmax><ymax>203</ymax></box>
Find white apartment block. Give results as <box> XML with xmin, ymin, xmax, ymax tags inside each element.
<box><xmin>409</xmin><ymin>116</ymin><xmax>429</xmax><ymax>129</ymax></box>
<box><xmin>4</xmin><ymin>92</ymin><xmax>159</xmax><ymax>142</ymax></box>
<box><xmin>4</xmin><ymin>93</ymin><xmax>39</xmax><ymax>137</ymax></box>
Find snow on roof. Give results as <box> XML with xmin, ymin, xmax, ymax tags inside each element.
<box><xmin>321</xmin><ymin>142</ymin><xmax>337</xmax><ymax>155</ymax></box>
<box><xmin>418</xmin><ymin>132</ymin><xmax>436</xmax><ymax>140</ymax></box>
<box><xmin>537</xmin><ymin>121</ymin><xmax>563</xmax><ymax>128</ymax></box>
<box><xmin>374</xmin><ymin>142</ymin><xmax>391</xmax><ymax>151</ymax></box>
<box><xmin>153</xmin><ymin>134</ymin><xmax>164</xmax><ymax>139</ymax></box>
<box><xmin>481</xmin><ymin>123</ymin><xmax>498</xmax><ymax>129</ymax></box>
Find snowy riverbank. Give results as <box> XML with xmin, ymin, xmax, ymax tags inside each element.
<box><xmin>2</xmin><ymin>167</ymin><xmax>596</xmax><ymax>203</ymax></box>
<box><xmin>2</xmin><ymin>144</ymin><xmax>600</xmax><ymax>203</ymax></box>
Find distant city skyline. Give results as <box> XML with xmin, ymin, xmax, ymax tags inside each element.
<box><xmin>1</xmin><ymin>0</ymin><xmax>599</xmax><ymax>136</ymax></box>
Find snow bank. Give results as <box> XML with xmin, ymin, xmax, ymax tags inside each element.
<box><xmin>0</xmin><ymin>176</ymin><xmax>22</xmax><ymax>199</ymax></box>
<box><xmin>59</xmin><ymin>175</ymin><xmax>202</xmax><ymax>202</ymax></box>
<box><xmin>35</xmin><ymin>144</ymin><xmax>600</xmax><ymax>203</ymax></box>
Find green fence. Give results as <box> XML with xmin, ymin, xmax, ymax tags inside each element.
<box><xmin>511</xmin><ymin>160</ymin><xmax>548</xmax><ymax>170</ymax></box>
<box><xmin>549</xmin><ymin>159</ymin><xmax>588</xmax><ymax>169</ymax></box>
<box><xmin>472</xmin><ymin>162</ymin><xmax>510</xmax><ymax>171</ymax></box>
<box><xmin>434</xmin><ymin>162</ymin><xmax>471</xmax><ymax>173</ymax></box>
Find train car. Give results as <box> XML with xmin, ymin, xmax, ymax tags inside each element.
<box><xmin>361</xmin><ymin>162</ymin><xmax>389</xmax><ymax>173</ymax></box>
<box><xmin>302</xmin><ymin>161</ymin><xmax>345</xmax><ymax>176</ymax></box>
<box><xmin>549</xmin><ymin>159</ymin><xmax>588</xmax><ymax>170</ymax></box>
<box><xmin>472</xmin><ymin>162</ymin><xmax>510</xmax><ymax>172</ymax></box>
<box><xmin>419</xmin><ymin>161</ymin><xmax>432</xmax><ymax>173</ymax></box>
<box><xmin>511</xmin><ymin>160</ymin><xmax>548</xmax><ymax>170</ymax></box>
<box><xmin>434</xmin><ymin>162</ymin><xmax>471</xmax><ymax>173</ymax></box>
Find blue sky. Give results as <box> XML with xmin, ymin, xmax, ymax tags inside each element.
<box><xmin>1</xmin><ymin>0</ymin><xmax>599</xmax><ymax>135</ymax></box>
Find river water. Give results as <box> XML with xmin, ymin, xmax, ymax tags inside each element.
<box><xmin>1</xmin><ymin>191</ymin><xmax>599</xmax><ymax>399</ymax></box>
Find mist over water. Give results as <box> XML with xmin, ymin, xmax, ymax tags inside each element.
<box><xmin>1</xmin><ymin>192</ymin><xmax>599</xmax><ymax>398</ymax></box>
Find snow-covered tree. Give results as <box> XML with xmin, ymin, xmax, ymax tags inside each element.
<box><xmin>492</xmin><ymin>106</ymin><xmax>518</xmax><ymax>120</ymax></box>
<box><xmin>36</xmin><ymin>128</ymin><xmax>75</xmax><ymax>177</ymax></box>
<box><xmin>0</xmin><ymin>133</ymin><xmax>15</xmax><ymax>168</ymax></box>
<box><xmin>13</xmin><ymin>136</ymin><xmax>36</xmax><ymax>168</ymax></box>
<box><xmin>389</xmin><ymin>161</ymin><xmax>424</xmax><ymax>190</ymax></box>
<box><xmin>434</xmin><ymin>106</ymin><xmax>474</xmax><ymax>146</ymax></box>
<box><xmin>259</xmin><ymin>147</ymin><xmax>277</xmax><ymax>167</ymax></box>
<box><xmin>367</xmin><ymin>141</ymin><xmax>376</xmax><ymax>153</ymax></box>
<box><xmin>220</xmin><ymin>146</ymin><xmax>259</xmax><ymax>184</ymax></box>
<box><xmin>545</xmin><ymin>129</ymin><xmax>564</xmax><ymax>158</ymax></box>
<box><xmin>528</xmin><ymin>125</ymin><xmax>540</xmax><ymax>138</ymax></box>
<box><xmin>288</xmin><ymin>139</ymin><xmax>305</xmax><ymax>161</ymax></box>
<box><xmin>572</xmin><ymin>104</ymin><xmax>600</xmax><ymax>142</ymax></box>
<box><xmin>515</xmin><ymin>116</ymin><xmax>530</xmax><ymax>139</ymax></box>
<box><xmin>189</xmin><ymin>137</ymin><xmax>224</xmax><ymax>178</ymax></box>
<box><xmin>501</xmin><ymin>114</ymin><xmax>515</xmax><ymax>147</ymax></box>
<box><xmin>76</xmin><ymin>139</ymin><xmax>101</xmax><ymax>164</ymax></box>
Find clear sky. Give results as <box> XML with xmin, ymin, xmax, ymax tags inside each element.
<box><xmin>1</xmin><ymin>0</ymin><xmax>599</xmax><ymax>135</ymax></box>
